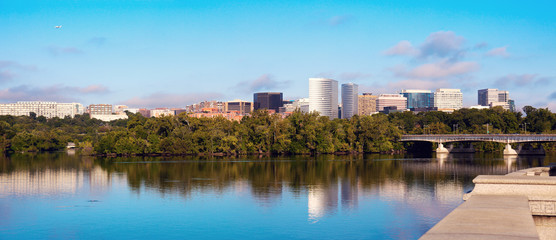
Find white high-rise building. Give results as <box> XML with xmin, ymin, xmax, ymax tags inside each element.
<box><xmin>0</xmin><ymin>101</ymin><xmax>84</xmax><ymax>118</ymax></box>
<box><xmin>309</xmin><ymin>78</ymin><xmax>338</xmax><ymax>119</ymax></box>
<box><xmin>341</xmin><ymin>83</ymin><xmax>358</xmax><ymax>119</ymax></box>
<box><xmin>434</xmin><ymin>89</ymin><xmax>463</xmax><ymax>112</ymax></box>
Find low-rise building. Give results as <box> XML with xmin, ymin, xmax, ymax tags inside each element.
<box><xmin>150</xmin><ymin>108</ymin><xmax>175</xmax><ymax>117</ymax></box>
<box><xmin>225</xmin><ymin>100</ymin><xmax>253</xmax><ymax>115</ymax></box>
<box><xmin>88</xmin><ymin>104</ymin><xmax>112</xmax><ymax>115</ymax></box>
<box><xmin>0</xmin><ymin>101</ymin><xmax>84</xmax><ymax>118</ymax></box>
<box><xmin>377</xmin><ymin>94</ymin><xmax>407</xmax><ymax>112</ymax></box>
<box><xmin>91</xmin><ymin>114</ymin><xmax>128</xmax><ymax>122</ymax></box>
<box><xmin>280</xmin><ymin>98</ymin><xmax>310</xmax><ymax>113</ymax></box>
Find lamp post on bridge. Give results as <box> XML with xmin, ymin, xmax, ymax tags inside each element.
<box><xmin>452</xmin><ymin>124</ymin><xmax>459</xmax><ymax>134</ymax></box>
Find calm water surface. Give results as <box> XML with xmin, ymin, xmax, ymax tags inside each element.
<box><xmin>1</xmin><ymin>153</ymin><xmax>555</xmax><ymax>239</ymax></box>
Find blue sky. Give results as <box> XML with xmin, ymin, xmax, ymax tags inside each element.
<box><xmin>1</xmin><ymin>0</ymin><xmax>555</xmax><ymax>110</ymax></box>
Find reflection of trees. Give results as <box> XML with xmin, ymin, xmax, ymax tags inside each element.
<box><xmin>0</xmin><ymin>152</ymin><xmax>92</xmax><ymax>173</ymax></box>
<box><xmin>93</xmin><ymin>153</ymin><xmax>554</xmax><ymax>199</ymax></box>
<box><xmin>2</xmin><ymin>153</ymin><xmax>555</xmax><ymax>200</ymax></box>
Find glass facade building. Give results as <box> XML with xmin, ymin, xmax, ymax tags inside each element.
<box><xmin>253</xmin><ymin>92</ymin><xmax>283</xmax><ymax>112</ymax></box>
<box><xmin>401</xmin><ymin>90</ymin><xmax>433</xmax><ymax>110</ymax></box>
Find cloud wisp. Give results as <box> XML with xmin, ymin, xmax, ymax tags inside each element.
<box><xmin>0</xmin><ymin>61</ymin><xmax>37</xmax><ymax>82</ymax></box>
<box><xmin>494</xmin><ymin>74</ymin><xmax>553</xmax><ymax>87</ymax></box>
<box><xmin>0</xmin><ymin>84</ymin><xmax>110</xmax><ymax>102</ymax></box>
<box><xmin>315</xmin><ymin>72</ymin><xmax>372</xmax><ymax>82</ymax></box>
<box><xmin>485</xmin><ymin>46</ymin><xmax>510</xmax><ymax>58</ymax></box>
<box><xmin>120</xmin><ymin>92</ymin><xmax>224</xmax><ymax>108</ymax></box>
<box><xmin>47</xmin><ymin>46</ymin><xmax>84</xmax><ymax>56</ymax></box>
<box><xmin>328</xmin><ymin>15</ymin><xmax>353</xmax><ymax>26</ymax></box>
<box><xmin>383</xmin><ymin>40</ymin><xmax>418</xmax><ymax>57</ymax></box>
<box><xmin>88</xmin><ymin>37</ymin><xmax>107</xmax><ymax>47</ymax></box>
<box><xmin>233</xmin><ymin>74</ymin><xmax>290</xmax><ymax>93</ymax></box>
<box><xmin>390</xmin><ymin>59</ymin><xmax>479</xmax><ymax>80</ymax></box>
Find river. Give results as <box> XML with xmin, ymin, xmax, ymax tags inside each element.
<box><xmin>1</xmin><ymin>153</ymin><xmax>554</xmax><ymax>239</ymax></box>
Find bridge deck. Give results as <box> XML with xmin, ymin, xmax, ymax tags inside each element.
<box><xmin>401</xmin><ymin>134</ymin><xmax>556</xmax><ymax>144</ymax></box>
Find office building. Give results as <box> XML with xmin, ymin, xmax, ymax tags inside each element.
<box><xmin>358</xmin><ymin>93</ymin><xmax>378</xmax><ymax>115</ymax></box>
<box><xmin>341</xmin><ymin>83</ymin><xmax>358</xmax><ymax>119</ymax></box>
<box><xmin>280</xmin><ymin>98</ymin><xmax>310</xmax><ymax>113</ymax></box>
<box><xmin>253</xmin><ymin>92</ymin><xmax>283</xmax><ymax>112</ymax></box>
<box><xmin>225</xmin><ymin>100</ymin><xmax>253</xmax><ymax>115</ymax></box>
<box><xmin>88</xmin><ymin>104</ymin><xmax>112</xmax><ymax>115</ymax></box>
<box><xmin>0</xmin><ymin>101</ymin><xmax>84</xmax><ymax>118</ymax></box>
<box><xmin>401</xmin><ymin>89</ymin><xmax>433</xmax><ymax>110</ymax></box>
<box><xmin>309</xmin><ymin>78</ymin><xmax>338</xmax><ymax>119</ymax></box>
<box><xmin>434</xmin><ymin>89</ymin><xmax>463</xmax><ymax>112</ymax></box>
<box><xmin>377</xmin><ymin>94</ymin><xmax>407</xmax><ymax>112</ymax></box>
<box><xmin>478</xmin><ymin>88</ymin><xmax>512</xmax><ymax>111</ymax></box>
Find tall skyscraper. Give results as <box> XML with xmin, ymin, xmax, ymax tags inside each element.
<box><xmin>478</xmin><ymin>88</ymin><xmax>512</xmax><ymax>110</ymax></box>
<box><xmin>341</xmin><ymin>83</ymin><xmax>358</xmax><ymax>119</ymax></box>
<box><xmin>401</xmin><ymin>89</ymin><xmax>433</xmax><ymax>110</ymax></box>
<box><xmin>358</xmin><ymin>93</ymin><xmax>378</xmax><ymax>116</ymax></box>
<box><xmin>309</xmin><ymin>78</ymin><xmax>338</xmax><ymax>119</ymax></box>
<box><xmin>253</xmin><ymin>92</ymin><xmax>283</xmax><ymax>112</ymax></box>
<box><xmin>377</xmin><ymin>94</ymin><xmax>407</xmax><ymax>112</ymax></box>
<box><xmin>434</xmin><ymin>89</ymin><xmax>463</xmax><ymax>112</ymax></box>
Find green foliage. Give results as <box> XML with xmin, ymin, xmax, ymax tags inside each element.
<box><xmin>0</xmin><ymin>106</ymin><xmax>555</xmax><ymax>155</ymax></box>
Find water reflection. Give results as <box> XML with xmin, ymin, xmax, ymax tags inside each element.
<box><xmin>1</xmin><ymin>153</ymin><xmax>555</xmax><ymax>239</ymax></box>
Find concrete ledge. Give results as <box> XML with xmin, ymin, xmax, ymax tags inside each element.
<box><xmin>463</xmin><ymin>167</ymin><xmax>556</xmax><ymax>216</ymax></box>
<box><xmin>420</xmin><ymin>195</ymin><xmax>539</xmax><ymax>240</ymax></box>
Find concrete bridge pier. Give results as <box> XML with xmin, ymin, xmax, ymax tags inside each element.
<box><xmin>503</xmin><ymin>143</ymin><xmax>518</xmax><ymax>155</ymax></box>
<box><xmin>436</xmin><ymin>142</ymin><xmax>449</xmax><ymax>153</ymax></box>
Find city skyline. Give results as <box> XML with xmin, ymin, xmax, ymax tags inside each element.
<box><xmin>1</xmin><ymin>1</ymin><xmax>555</xmax><ymax>111</ymax></box>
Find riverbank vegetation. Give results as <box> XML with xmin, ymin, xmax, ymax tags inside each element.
<box><xmin>0</xmin><ymin>106</ymin><xmax>554</xmax><ymax>155</ymax></box>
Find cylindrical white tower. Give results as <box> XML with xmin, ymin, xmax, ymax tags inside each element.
<box><xmin>309</xmin><ymin>78</ymin><xmax>338</xmax><ymax>119</ymax></box>
<box><xmin>341</xmin><ymin>83</ymin><xmax>358</xmax><ymax>119</ymax></box>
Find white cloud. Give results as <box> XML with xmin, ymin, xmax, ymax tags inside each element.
<box><xmin>394</xmin><ymin>60</ymin><xmax>479</xmax><ymax>79</ymax></box>
<box><xmin>419</xmin><ymin>31</ymin><xmax>465</xmax><ymax>59</ymax></box>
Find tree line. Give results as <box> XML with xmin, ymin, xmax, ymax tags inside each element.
<box><xmin>0</xmin><ymin>106</ymin><xmax>554</xmax><ymax>155</ymax></box>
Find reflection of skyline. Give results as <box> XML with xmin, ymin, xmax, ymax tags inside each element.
<box><xmin>0</xmin><ymin>166</ymin><xmax>110</xmax><ymax>197</ymax></box>
<box><xmin>308</xmin><ymin>178</ymin><xmax>359</xmax><ymax>222</ymax></box>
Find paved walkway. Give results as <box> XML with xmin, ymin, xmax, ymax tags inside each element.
<box><xmin>420</xmin><ymin>195</ymin><xmax>539</xmax><ymax>240</ymax></box>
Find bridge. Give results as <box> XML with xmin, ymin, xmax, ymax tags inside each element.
<box><xmin>401</xmin><ymin>134</ymin><xmax>556</xmax><ymax>155</ymax></box>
